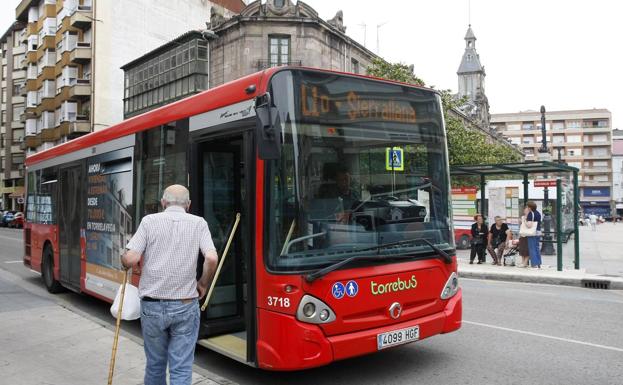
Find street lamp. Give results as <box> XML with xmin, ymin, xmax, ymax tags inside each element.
<box><xmin>538</xmin><ymin>105</ymin><xmax>555</xmax><ymax>255</ymax></box>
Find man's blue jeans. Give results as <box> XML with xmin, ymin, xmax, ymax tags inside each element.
<box><xmin>140</xmin><ymin>298</ymin><xmax>200</xmax><ymax>385</ymax></box>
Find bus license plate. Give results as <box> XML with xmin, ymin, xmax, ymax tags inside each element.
<box><xmin>377</xmin><ymin>326</ymin><xmax>419</xmax><ymax>350</ymax></box>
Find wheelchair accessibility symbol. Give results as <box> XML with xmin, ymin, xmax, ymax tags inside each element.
<box><xmin>332</xmin><ymin>282</ymin><xmax>345</xmax><ymax>299</ymax></box>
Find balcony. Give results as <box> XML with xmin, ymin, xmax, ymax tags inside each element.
<box><xmin>256</xmin><ymin>59</ymin><xmax>302</xmax><ymax>71</ymax></box>
<box><xmin>59</xmin><ymin>115</ymin><xmax>90</xmax><ymax>136</ymax></box>
<box><xmin>67</xmin><ymin>78</ymin><xmax>91</xmax><ymax>99</ymax></box>
<box><xmin>582</xmin><ymin>168</ymin><xmax>612</xmax><ymax>174</ymax></box>
<box><xmin>70</xmin><ymin>6</ymin><xmax>93</xmax><ymax>29</ymax></box>
<box><xmin>579</xmin><ymin>180</ymin><xmax>611</xmax><ymax>188</ymax></box>
<box><xmin>583</xmin><ymin>141</ymin><xmax>611</xmax><ymax>147</ymax></box>
<box><xmin>69</xmin><ymin>42</ymin><xmax>91</xmax><ymax>64</ymax></box>
<box><xmin>23</xmin><ymin>134</ymin><xmax>41</xmax><ymax>149</ymax></box>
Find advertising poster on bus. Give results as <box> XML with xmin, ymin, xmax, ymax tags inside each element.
<box><xmin>84</xmin><ymin>148</ymin><xmax>134</xmax><ymax>300</ymax></box>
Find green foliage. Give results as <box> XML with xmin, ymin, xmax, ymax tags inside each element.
<box><xmin>366</xmin><ymin>58</ymin><xmax>425</xmax><ymax>86</ymax></box>
<box><xmin>366</xmin><ymin>59</ymin><xmax>522</xmax><ymax>179</ymax></box>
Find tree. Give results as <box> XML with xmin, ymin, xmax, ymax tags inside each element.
<box><xmin>366</xmin><ymin>59</ymin><xmax>425</xmax><ymax>86</ymax></box>
<box><xmin>366</xmin><ymin>60</ymin><xmax>522</xmax><ymax>171</ymax></box>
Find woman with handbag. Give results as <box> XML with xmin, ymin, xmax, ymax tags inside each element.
<box><xmin>519</xmin><ymin>201</ymin><xmax>542</xmax><ymax>268</ymax></box>
<box><xmin>470</xmin><ymin>214</ymin><xmax>487</xmax><ymax>264</ymax></box>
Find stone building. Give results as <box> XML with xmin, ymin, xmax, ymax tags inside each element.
<box><xmin>122</xmin><ymin>0</ymin><xmax>378</xmax><ymax>118</ymax></box>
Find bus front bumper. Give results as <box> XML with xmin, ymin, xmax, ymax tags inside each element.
<box><xmin>256</xmin><ymin>289</ymin><xmax>461</xmax><ymax>370</ymax></box>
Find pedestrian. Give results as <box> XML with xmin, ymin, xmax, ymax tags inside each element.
<box><xmin>487</xmin><ymin>216</ymin><xmax>510</xmax><ymax>266</ymax></box>
<box><xmin>589</xmin><ymin>213</ymin><xmax>597</xmax><ymax>231</ymax></box>
<box><xmin>469</xmin><ymin>214</ymin><xmax>487</xmax><ymax>264</ymax></box>
<box><xmin>121</xmin><ymin>185</ymin><xmax>218</xmax><ymax>385</ymax></box>
<box><xmin>521</xmin><ymin>201</ymin><xmax>542</xmax><ymax>268</ymax></box>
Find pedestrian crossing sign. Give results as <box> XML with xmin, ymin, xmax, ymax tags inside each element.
<box><xmin>385</xmin><ymin>147</ymin><xmax>404</xmax><ymax>171</ymax></box>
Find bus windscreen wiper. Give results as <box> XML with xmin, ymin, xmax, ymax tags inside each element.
<box><xmin>304</xmin><ymin>238</ymin><xmax>453</xmax><ymax>282</ymax></box>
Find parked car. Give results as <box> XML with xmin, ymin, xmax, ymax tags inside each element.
<box><xmin>1</xmin><ymin>211</ymin><xmax>15</xmax><ymax>227</ymax></box>
<box><xmin>9</xmin><ymin>212</ymin><xmax>24</xmax><ymax>228</ymax></box>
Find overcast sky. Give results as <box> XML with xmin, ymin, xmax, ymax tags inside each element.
<box><xmin>2</xmin><ymin>0</ymin><xmax>620</xmax><ymax>128</ymax></box>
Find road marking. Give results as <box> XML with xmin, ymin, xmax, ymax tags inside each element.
<box><xmin>0</xmin><ymin>234</ymin><xmax>21</xmax><ymax>242</ymax></box>
<box><xmin>4</xmin><ymin>260</ymin><xmax>23</xmax><ymax>264</ymax></box>
<box><xmin>464</xmin><ymin>320</ymin><xmax>623</xmax><ymax>353</ymax></box>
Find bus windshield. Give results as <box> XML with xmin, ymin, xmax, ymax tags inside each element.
<box><xmin>265</xmin><ymin>70</ymin><xmax>453</xmax><ymax>272</ymax></box>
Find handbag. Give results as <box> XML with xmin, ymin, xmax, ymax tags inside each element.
<box><xmin>519</xmin><ymin>220</ymin><xmax>537</xmax><ymax>237</ymax></box>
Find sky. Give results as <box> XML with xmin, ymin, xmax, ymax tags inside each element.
<box><xmin>2</xmin><ymin>0</ymin><xmax>620</xmax><ymax>128</ymax></box>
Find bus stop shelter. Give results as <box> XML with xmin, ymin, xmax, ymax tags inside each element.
<box><xmin>450</xmin><ymin>161</ymin><xmax>580</xmax><ymax>271</ymax></box>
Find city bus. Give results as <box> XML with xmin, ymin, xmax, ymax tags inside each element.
<box><xmin>23</xmin><ymin>67</ymin><xmax>462</xmax><ymax>370</ymax></box>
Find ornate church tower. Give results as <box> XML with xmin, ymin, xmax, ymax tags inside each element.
<box><xmin>457</xmin><ymin>25</ymin><xmax>490</xmax><ymax>128</ymax></box>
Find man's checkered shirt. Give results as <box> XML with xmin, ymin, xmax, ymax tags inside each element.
<box><xmin>126</xmin><ymin>206</ymin><xmax>216</xmax><ymax>299</ymax></box>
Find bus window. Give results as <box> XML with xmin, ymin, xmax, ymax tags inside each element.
<box><xmin>135</xmin><ymin>119</ymin><xmax>189</xmax><ymax>220</ymax></box>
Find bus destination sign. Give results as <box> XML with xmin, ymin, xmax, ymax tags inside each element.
<box><xmin>300</xmin><ymin>84</ymin><xmax>417</xmax><ymax>124</ymax></box>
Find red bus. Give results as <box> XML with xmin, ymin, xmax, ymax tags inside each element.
<box><xmin>24</xmin><ymin>67</ymin><xmax>461</xmax><ymax>370</ymax></box>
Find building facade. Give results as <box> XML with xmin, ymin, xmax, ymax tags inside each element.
<box><xmin>0</xmin><ymin>22</ymin><xmax>27</xmax><ymax>210</ymax></box>
<box><xmin>612</xmin><ymin>129</ymin><xmax>623</xmax><ymax>217</ymax></box>
<box><xmin>122</xmin><ymin>0</ymin><xmax>378</xmax><ymax>118</ymax></box>
<box><xmin>12</xmin><ymin>0</ymin><xmax>243</xmax><ymax>157</ymax></box>
<box><xmin>491</xmin><ymin>109</ymin><xmax>614</xmax><ymax>216</ymax></box>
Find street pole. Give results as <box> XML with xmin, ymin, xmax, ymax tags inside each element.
<box><xmin>539</xmin><ymin>105</ymin><xmax>555</xmax><ymax>255</ymax></box>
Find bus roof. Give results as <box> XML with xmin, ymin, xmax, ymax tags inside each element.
<box><xmin>25</xmin><ymin>66</ymin><xmax>435</xmax><ymax>167</ymax></box>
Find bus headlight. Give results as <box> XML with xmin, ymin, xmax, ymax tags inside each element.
<box><xmin>440</xmin><ymin>272</ymin><xmax>459</xmax><ymax>299</ymax></box>
<box><xmin>296</xmin><ymin>295</ymin><xmax>336</xmax><ymax>324</ymax></box>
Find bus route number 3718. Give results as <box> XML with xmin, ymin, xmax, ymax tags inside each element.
<box><xmin>377</xmin><ymin>325</ymin><xmax>420</xmax><ymax>350</ymax></box>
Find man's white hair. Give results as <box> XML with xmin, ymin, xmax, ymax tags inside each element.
<box><xmin>162</xmin><ymin>185</ymin><xmax>190</xmax><ymax>207</ymax></box>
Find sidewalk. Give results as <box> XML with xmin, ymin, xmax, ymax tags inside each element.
<box><xmin>0</xmin><ymin>269</ymin><xmax>224</xmax><ymax>385</ymax></box>
<box><xmin>456</xmin><ymin>222</ymin><xmax>623</xmax><ymax>289</ymax></box>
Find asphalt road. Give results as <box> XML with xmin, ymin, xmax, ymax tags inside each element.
<box><xmin>1</xmin><ymin>227</ymin><xmax>622</xmax><ymax>385</ymax></box>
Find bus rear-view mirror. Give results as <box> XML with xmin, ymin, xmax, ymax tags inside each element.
<box><xmin>255</xmin><ymin>93</ymin><xmax>281</xmax><ymax>160</ymax></box>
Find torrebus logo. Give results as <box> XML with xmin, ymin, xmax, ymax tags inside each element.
<box><xmin>371</xmin><ymin>275</ymin><xmax>418</xmax><ymax>295</ymax></box>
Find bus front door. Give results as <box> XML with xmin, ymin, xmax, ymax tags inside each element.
<box><xmin>193</xmin><ymin>134</ymin><xmax>253</xmax><ymax>364</ymax></box>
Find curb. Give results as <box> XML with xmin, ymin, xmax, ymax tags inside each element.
<box><xmin>458</xmin><ymin>270</ymin><xmax>623</xmax><ymax>290</ymax></box>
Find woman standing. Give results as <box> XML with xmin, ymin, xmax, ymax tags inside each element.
<box><xmin>521</xmin><ymin>201</ymin><xmax>542</xmax><ymax>268</ymax></box>
<box><xmin>470</xmin><ymin>214</ymin><xmax>487</xmax><ymax>264</ymax></box>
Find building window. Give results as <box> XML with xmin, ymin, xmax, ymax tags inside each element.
<box><xmin>521</xmin><ymin>122</ymin><xmax>534</xmax><ymax>130</ymax></box>
<box><xmin>567</xmin><ymin>121</ymin><xmax>581</xmax><ymax>129</ymax></box>
<box><xmin>568</xmin><ymin>148</ymin><xmax>581</xmax><ymax>156</ymax></box>
<box><xmin>552</xmin><ymin>121</ymin><xmax>565</xmax><ymax>130</ymax></box>
<box><xmin>269</xmin><ymin>35</ymin><xmax>290</xmax><ymax>67</ymax></box>
<box><xmin>12</xmin><ymin>104</ymin><xmax>24</xmax><ymax>121</ymax></box>
<box><xmin>566</xmin><ymin>135</ymin><xmax>581</xmax><ymax>143</ymax></box>
<box><xmin>351</xmin><ymin>58</ymin><xmax>360</xmax><ymax>74</ymax></box>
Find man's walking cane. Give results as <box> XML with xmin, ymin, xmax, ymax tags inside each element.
<box><xmin>107</xmin><ymin>268</ymin><xmax>130</xmax><ymax>385</ymax></box>
<box><xmin>202</xmin><ymin>213</ymin><xmax>240</xmax><ymax>311</ymax></box>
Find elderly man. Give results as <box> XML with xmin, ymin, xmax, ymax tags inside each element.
<box><xmin>121</xmin><ymin>184</ymin><xmax>218</xmax><ymax>385</ymax></box>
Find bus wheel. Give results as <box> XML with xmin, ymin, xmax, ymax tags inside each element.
<box><xmin>458</xmin><ymin>235</ymin><xmax>470</xmax><ymax>250</ymax></box>
<box><xmin>42</xmin><ymin>246</ymin><xmax>63</xmax><ymax>293</ymax></box>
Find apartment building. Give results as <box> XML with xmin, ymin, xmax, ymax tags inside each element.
<box><xmin>491</xmin><ymin>109</ymin><xmax>613</xmax><ymax>216</ymax></box>
<box><xmin>612</xmin><ymin>129</ymin><xmax>623</xmax><ymax>217</ymax></box>
<box><xmin>0</xmin><ymin>22</ymin><xmax>27</xmax><ymax>210</ymax></box>
<box><xmin>11</xmin><ymin>0</ymin><xmax>244</xmax><ymax>157</ymax></box>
